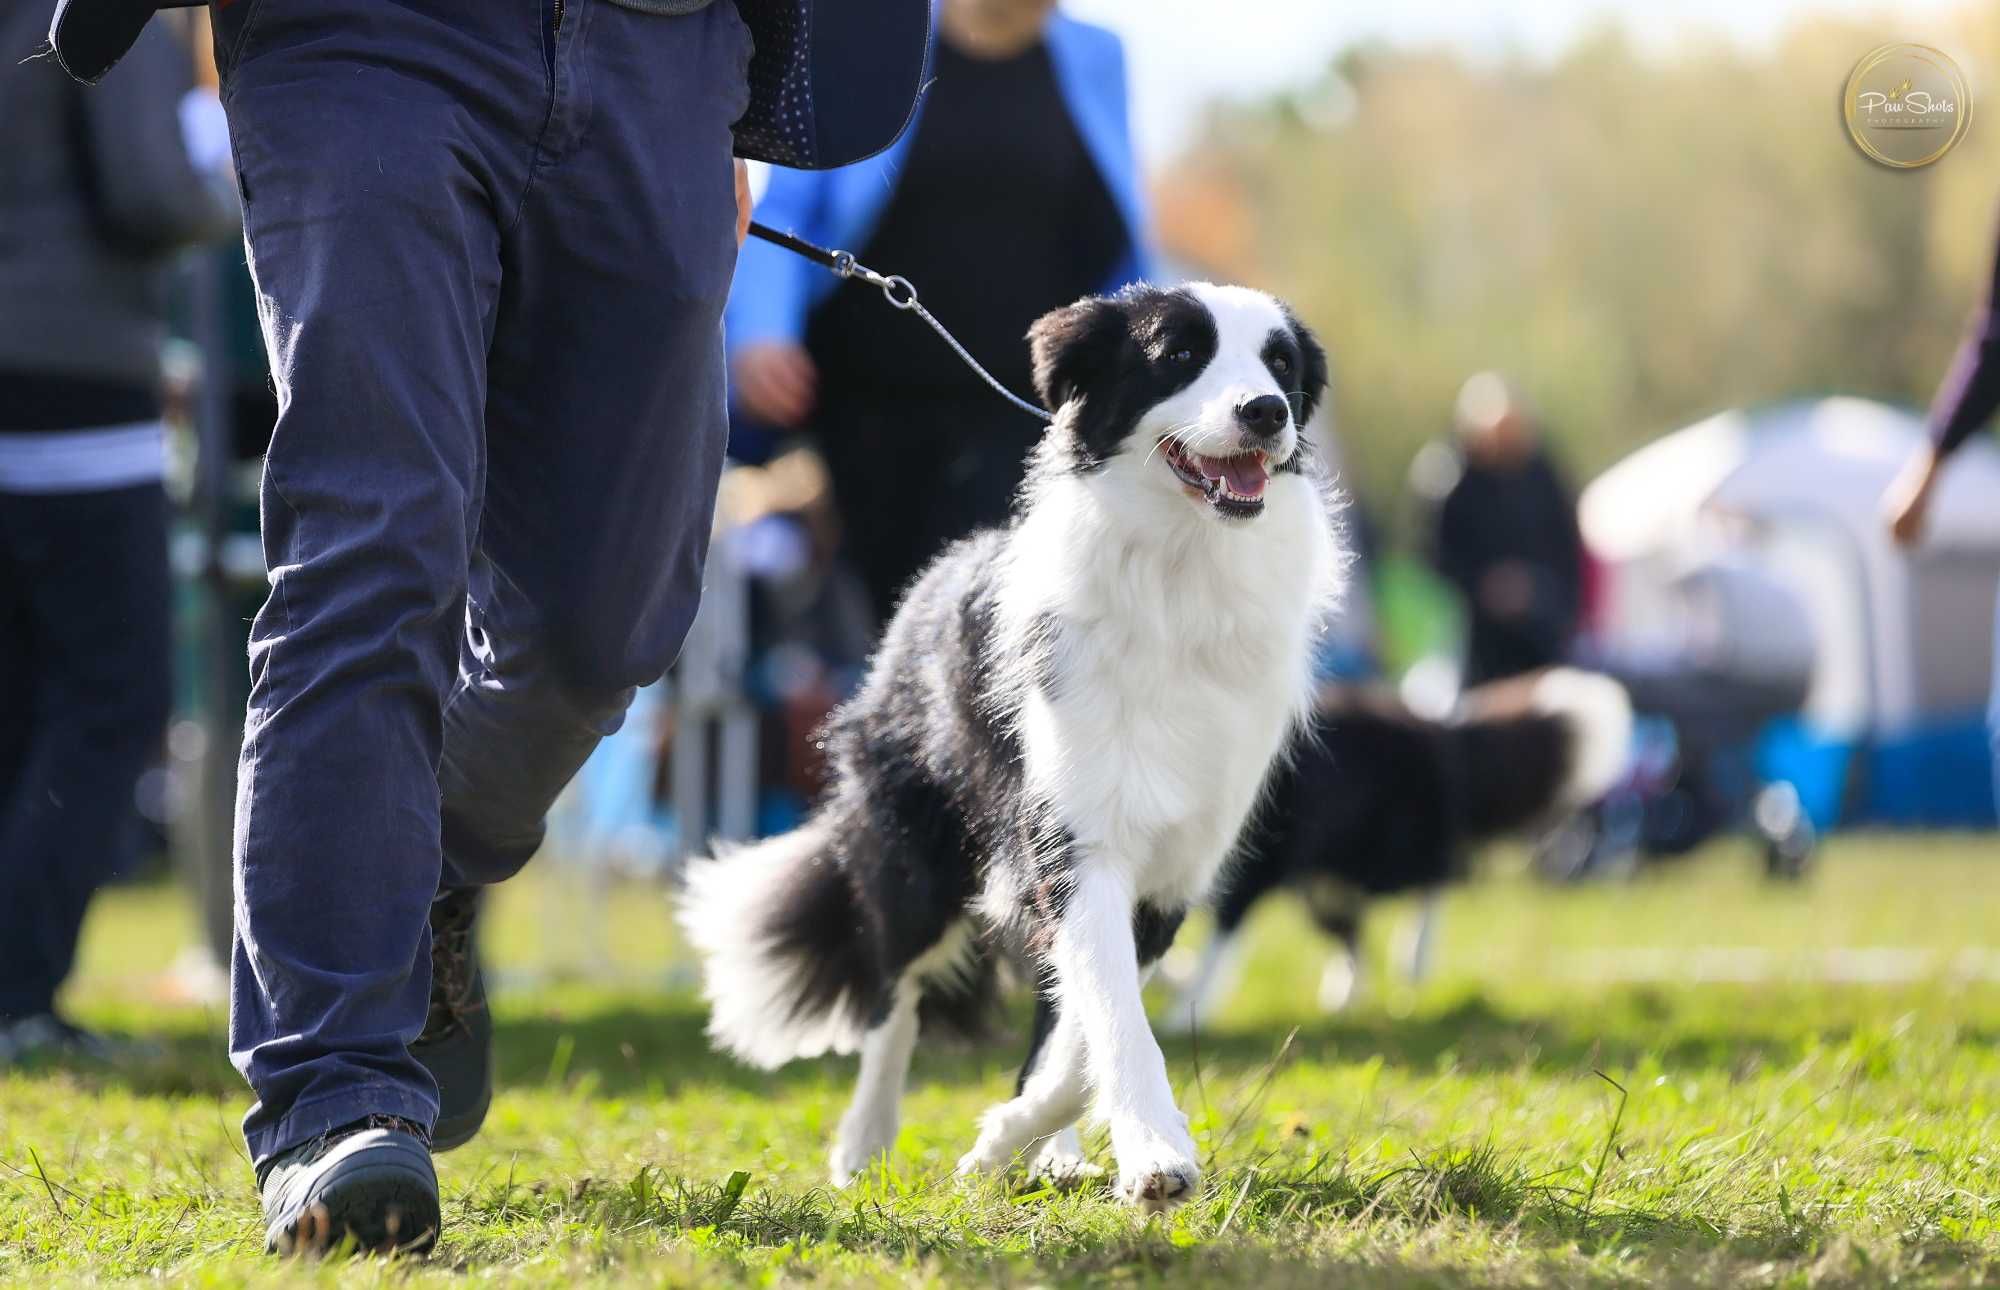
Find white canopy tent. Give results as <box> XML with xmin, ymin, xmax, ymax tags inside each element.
<box><xmin>1581</xmin><ymin>399</ymin><xmax>2000</xmax><ymax>826</ymax></box>
<box><xmin>1584</xmin><ymin>397</ymin><xmax>2000</xmax><ymax>736</ymax></box>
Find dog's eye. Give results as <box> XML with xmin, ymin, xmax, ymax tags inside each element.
<box><xmin>1169</xmin><ymin>348</ymin><xmax>1194</xmax><ymax>365</ymax></box>
<box><xmin>1271</xmin><ymin>354</ymin><xmax>1292</xmax><ymax>376</ymax></box>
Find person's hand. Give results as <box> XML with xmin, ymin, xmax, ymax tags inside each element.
<box><xmin>1478</xmin><ymin>561</ymin><xmax>1535</xmax><ymax>619</ymax></box>
<box><xmin>1883</xmin><ymin>445</ymin><xmax>1942</xmax><ymax>548</ymax></box>
<box><xmin>733</xmin><ymin>341</ymin><xmax>818</xmax><ymax>428</ymax></box>
<box><xmin>734</xmin><ymin>159</ymin><xmax>752</xmax><ymax>248</ymax></box>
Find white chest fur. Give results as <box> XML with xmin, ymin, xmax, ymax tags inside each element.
<box><xmin>999</xmin><ymin>466</ymin><xmax>1342</xmax><ymax>906</ymax></box>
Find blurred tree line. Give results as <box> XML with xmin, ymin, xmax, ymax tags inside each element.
<box><xmin>1155</xmin><ymin>7</ymin><xmax>2000</xmax><ymax>530</ymax></box>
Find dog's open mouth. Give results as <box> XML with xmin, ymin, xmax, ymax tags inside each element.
<box><xmin>1159</xmin><ymin>439</ymin><xmax>1269</xmax><ymax>518</ymax></box>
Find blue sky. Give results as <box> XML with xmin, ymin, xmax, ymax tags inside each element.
<box><xmin>1062</xmin><ymin>0</ymin><xmax>1972</xmax><ymax>161</ymax></box>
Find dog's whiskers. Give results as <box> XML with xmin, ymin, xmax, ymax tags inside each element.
<box><xmin>1143</xmin><ymin>421</ymin><xmax>1205</xmax><ymax>469</ymax></box>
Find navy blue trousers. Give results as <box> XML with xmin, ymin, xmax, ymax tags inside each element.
<box><xmin>0</xmin><ymin>483</ymin><xmax>171</xmax><ymax>1019</ymax></box>
<box><xmin>215</xmin><ymin>0</ymin><xmax>751</xmax><ymax>1166</ymax></box>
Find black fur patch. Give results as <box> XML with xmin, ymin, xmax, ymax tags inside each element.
<box><xmin>759</xmin><ymin>847</ymin><xmax>883</xmax><ymax>1030</ymax></box>
<box><xmin>1028</xmin><ymin>286</ymin><xmax>1217</xmax><ymax>472</ymax></box>
<box><xmin>916</xmin><ymin>953</ymin><xmax>999</xmax><ymax>1042</ymax></box>
<box><xmin>1133</xmin><ymin>901</ymin><xmax>1188</xmax><ymax>967</ymax></box>
<box><xmin>1014</xmin><ymin>989</ymin><xmax>1061</xmax><ymax>1095</ymax></box>
<box><xmin>1277</xmin><ymin>307</ymin><xmax>1330</xmax><ymax>424</ymax></box>
<box><xmin>1272</xmin><ymin>308</ymin><xmax>1330</xmax><ymax>477</ymax></box>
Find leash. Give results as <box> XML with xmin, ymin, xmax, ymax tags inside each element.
<box><xmin>746</xmin><ymin>222</ymin><xmax>1054</xmax><ymax>425</ymax></box>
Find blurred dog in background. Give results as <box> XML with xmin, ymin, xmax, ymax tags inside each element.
<box><xmin>1167</xmin><ymin>668</ymin><xmax>1631</xmax><ymax>1028</ymax></box>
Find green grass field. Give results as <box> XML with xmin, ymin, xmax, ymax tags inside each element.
<box><xmin>5</xmin><ymin>837</ymin><xmax>1999</xmax><ymax>1287</ymax></box>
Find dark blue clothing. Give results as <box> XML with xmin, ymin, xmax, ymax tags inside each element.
<box><xmin>1930</xmin><ymin>214</ymin><xmax>2000</xmax><ymax>806</ymax></box>
<box><xmin>1931</xmin><ymin>212</ymin><xmax>2000</xmax><ymax>459</ymax></box>
<box><xmin>215</xmin><ymin>0</ymin><xmax>750</xmax><ymax>1166</ymax></box>
<box><xmin>0</xmin><ymin>483</ymin><xmax>171</xmax><ymax>1019</ymax></box>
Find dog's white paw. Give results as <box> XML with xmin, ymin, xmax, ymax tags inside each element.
<box><xmin>829</xmin><ymin>1126</ymin><xmax>896</xmax><ymax>1187</ymax></box>
<box><xmin>1029</xmin><ymin>1133</ymin><xmax>1104</xmax><ymax>1191</ymax></box>
<box><xmin>954</xmin><ymin>1135</ymin><xmax>1015</xmax><ymax>1177</ymax></box>
<box><xmin>1111</xmin><ymin>1124</ymin><xmax>1201</xmax><ymax>1213</ymax></box>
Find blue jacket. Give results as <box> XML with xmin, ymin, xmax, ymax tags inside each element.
<box><xmin>725</xmin><ymin>12</ymin><xmax>1153</xmax><ymax>354</ymax></box>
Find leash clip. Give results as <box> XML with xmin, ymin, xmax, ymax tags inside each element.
<box><xmin>833</xmin><ymin>251</ymin><xmax>912</xmax><ymax>305</ymax></box>
<box><xmin>746</xmin><ymin>222</ymin><xmax>1053</xmax><ymax>424</ymax></box>
<box><xmin>879</xmin><ymin>275</ymin><xmax>918</xmax><ymax>311</ymax></box>
<box><xmin>834</xmin><ymin>252</ymin><xmax>923</xmax><ymax>315</ymax></box>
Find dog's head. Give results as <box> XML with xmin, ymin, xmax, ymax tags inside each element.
<box><xmin>1027</xmin><ymin>283</ymin><xmax>1329</xmax><ymax>522</ymax></box>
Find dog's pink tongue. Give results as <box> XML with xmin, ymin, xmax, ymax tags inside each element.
<box><xmin>1201</xmin><ymin>453</ymin><xmax>1269</xmax><ymax>497</ymax></box>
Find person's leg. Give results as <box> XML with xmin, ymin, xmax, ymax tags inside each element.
<box><xmin>215</xmin><ymin>0</ymin><xmax>533</xmax><ymax>1168</ymax></box>
<box><xmin>432</xmin><ymin>0</ymin><xmax>753</xmax><ymax>893</ymax></box>
<box><xmin>0</xmin><ymin>504</ymin><xmax>34</xmax><ymax>1017</ymax></box>
<box><xmin>0</xmin><ymin>485</ymin><xmax>170</xmax><ymax>1022</ymax></box>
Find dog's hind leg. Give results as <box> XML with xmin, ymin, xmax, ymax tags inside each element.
<box><xmin>828</xmin><ymin>979</ymin><xmax>921</xmax><ymax>1186</ymax></box>
<box><xmin>1402</xmin><ymin>889</ymin><xmax>1442</xmax><ymax>983</ymax></box>
<box><xmin>956</xmin><ymin>990</ymin><xmax>1089</xmax><ymax>1178</ymax></box>
<box><xmin>1028</xmin><ymin>1125</ymin><xmax>1099</xmax><ymax>1189</ymax></box>
<box><xmin>1317</xmin><ymin>940</ymin><xmax>1363</xmax><ymax>1011</ymax></box>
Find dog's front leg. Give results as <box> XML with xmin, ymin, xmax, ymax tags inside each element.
<box><xmin>1050</xmin><ymin>864</ymin><xmax>1201</xmax><ymax>1212</ymax></box>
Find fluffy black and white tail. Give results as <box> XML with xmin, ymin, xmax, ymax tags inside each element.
<box><xmin>676</xmin><ymin>822</ymin><xmax>880</xmax><ymax>1070</ymax></box>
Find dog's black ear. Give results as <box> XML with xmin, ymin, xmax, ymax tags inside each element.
<box><xmin>1028</xmin><ymin>296</ymin><xmax>1131</xmax><ymax>413</ymax></box>
<box><xmin>1285</xmin><ymin>308</ymin><xmax>1331</xmax><ymax>425</ymax></box>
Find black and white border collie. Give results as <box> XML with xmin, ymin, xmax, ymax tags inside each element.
<box><xmin>679</xmin><ymin>283</ymin><xmax>1344</xmax><ymax>1210</ymax></box>
<box><xmin>1167</xmin><ymin>669</ymin><xmax>1632</xmax><ymax>1027</ymax></box>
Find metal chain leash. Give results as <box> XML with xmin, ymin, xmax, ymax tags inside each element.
<box><xmin>746</xmin><ymin>222</ymin><xmax>1053</xmax><ymax>425</ymax></box>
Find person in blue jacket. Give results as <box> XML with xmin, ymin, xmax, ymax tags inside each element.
<box><xmin>729</xmin><ymin>0</ymin><xmax>1153</xmax><ymax>622</ymax></box>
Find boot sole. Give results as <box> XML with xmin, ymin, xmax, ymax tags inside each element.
<box><xmin>266</xmin><ymin>1153</ymin><xmax>441</xmax><ymax>1257</ymax></box>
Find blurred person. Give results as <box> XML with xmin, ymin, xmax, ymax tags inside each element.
<box><xmin>1884</xmin><ymin>208</ymin><xmax>2000</xmax><ymax>800</ymax></box>
<box><xmin>0</xmin><ymin>12</ymin><xmax>235</xmax><ymax>1065</ymax></box>
<box><xmin>47</xmin><ymin>0</ymin><xmax>928</xmax><ymax>1259</ymax></box>
<box><xmin>728</xmin><ymin>0</ymin><xmax>1151</xmax><ymax>622</ymax></box>
<box><xmin>1415</xmin><ymin>372</ymin><xmax>1584</xmax><ymax>686</ymax></box>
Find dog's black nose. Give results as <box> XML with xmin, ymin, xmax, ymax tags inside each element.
<box><xmin>1237</xmin><ymin>394</ymin><xmax>1290</xmax><ymax>435</ymax></box>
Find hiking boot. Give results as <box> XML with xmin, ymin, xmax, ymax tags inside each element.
<box><xmin>259</xmin><ymin>1116</ymin><xmax>439</xmax><ymax>1257</ymax></box>
<box><xmin>410</xmin><ymin>887</ymin><xmax>492</xmax><ymax>1152</ymax></box>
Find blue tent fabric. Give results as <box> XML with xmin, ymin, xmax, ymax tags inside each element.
<box><xmin>1757</xmin><ymin>716</ymin><xmax>1998</xmax><ymax>831</ymax></box>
